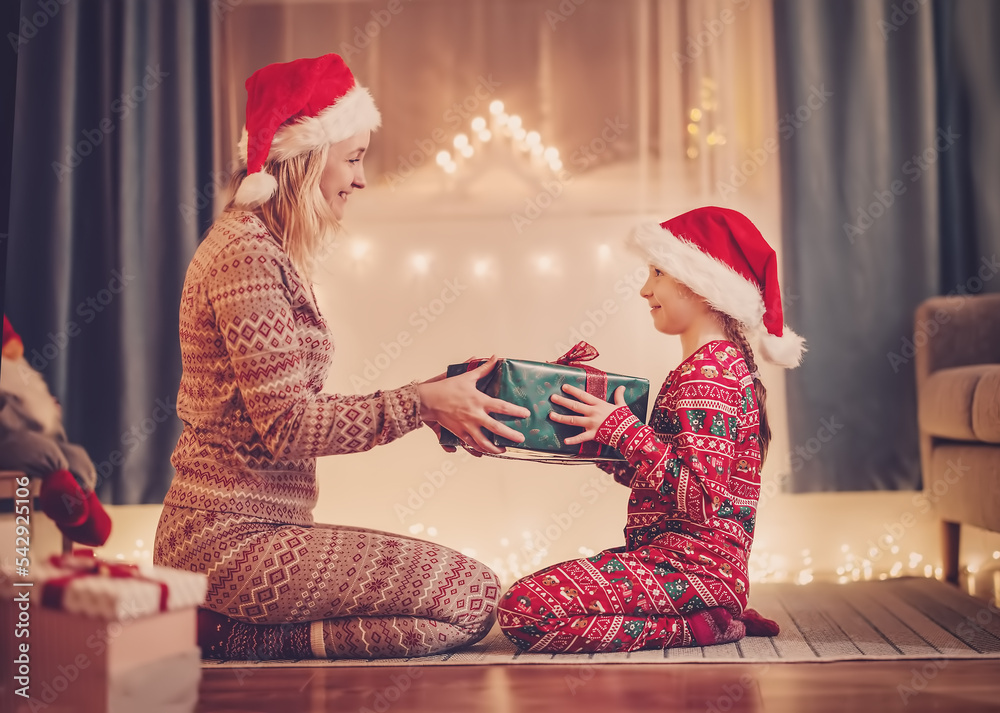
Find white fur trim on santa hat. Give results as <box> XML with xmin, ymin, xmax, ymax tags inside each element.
<box><xmin>629</xmin><ymin>223</ymin><xmax>766</xmax><ymax>329</ymax></box>
<box><xmin>756</xmin><ymin>325</ymin><xmax>807</xmax><ymax>368</ymax></box>
<box><xmin>0</xmin><ymin>356</ymin><xmax>62</xmax><ymax>436</ymax></box>
<box><xmin>233</xmin><ymin>170</ymin><xmax>278</xmax><ymax>207</ymax></box>
<box><xmin>237</xmin><ymin>85</ymin><xmax>381</xmax><ymax>166</ymax></box>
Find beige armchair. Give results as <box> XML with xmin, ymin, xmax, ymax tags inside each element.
<box><xmin>915</xmin><ymin>293</ymin><xmax>1000</xmax><ymax>585</ymax></box>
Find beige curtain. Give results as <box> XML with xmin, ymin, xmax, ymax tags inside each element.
<box><xmin>214</xmin><ymin>0</ymin><xmax>780</xmax><ymax>205</ymax></box>
<box><xmin>211</xmin><ymin>0</ymin><xmax>791</xmax><ymax>582</ymax></box>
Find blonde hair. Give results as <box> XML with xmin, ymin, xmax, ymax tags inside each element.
<box><xmin>224</xmin><ymin>146</ymin><xmax>339</xmax><ymax>281</ymax></box>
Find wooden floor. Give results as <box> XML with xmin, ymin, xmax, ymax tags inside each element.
<box><xmin>198</xmin><ymin>660</ymin><xmax>1000</xmax><ymax>712</ymax></box>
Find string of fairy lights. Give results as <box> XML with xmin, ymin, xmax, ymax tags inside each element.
<box><xmin>400</xmin><ymin>524</ymin><xmax>1000</xmax><ymax>595</ymax></box>
<box><xmin>685</xmin><ymin>77</ymin><xmax>727</xmax><ymax>159</ymax></box>
<box><xmin>434</xmin><ymin>99</ymin><xmax>563</xmax><ymax>176</ymax></box>
<box><xmin>340</xmin><ymin>237</ymin><xmax>604</xmax><ymax>278</ymax></box>
<box><xmin>89</xmin><ymin>529</ymin><xmax>1000</xmax><ymax>602</ymax></box>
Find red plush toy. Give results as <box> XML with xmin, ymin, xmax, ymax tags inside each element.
<box><xmin>1</xmin><ymin>314</ymin><xmax>112</xmax><ymax>546</ymax></box>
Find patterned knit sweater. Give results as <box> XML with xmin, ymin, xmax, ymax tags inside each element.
<box><xmin>162</xmin><ymin>211</ymin><xmax>423</xmax><ymax>526</ymax></box>
<box><xmin>595</xmin><ymin>340</ymin><xmax>761</xmax><ymax>609</ymax></box>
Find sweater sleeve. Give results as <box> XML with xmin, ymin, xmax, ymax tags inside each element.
<box><xmin>205</xmin><ymin>238</ymin><xmax>422</xmax><ymax>460</ymax></box>
<box><xmin>594</xmin><ymin>366</ymin><xmax>741</xmax><ymax>523</ymax></box>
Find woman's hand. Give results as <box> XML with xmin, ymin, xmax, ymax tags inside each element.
<box><xmin>549</xmin><ymin>384</ymin><xmax>627</xmax><ymax>445</ymax></box>
<box><xmin>417</xmin><ymin>355</ymin><xmax>531</xmax><ymax>455</ymax></box>
<box><xmin>423</xmin><ymin>420</ymin><xmax>460</xmax><ymax>454</ymax></box>
<box><xmin>424</xmin><ymin>420</ymin><xmax>486</xmax><ymax>457</ymax></box>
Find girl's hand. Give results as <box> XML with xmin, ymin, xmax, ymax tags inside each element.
<box><xmin>549</xmin><ymin>384</ymin><xmax>627</xmax><ymax>445</ymax></box>
<box><xmin>417</xmin><ymin>355</ymin><xmax>531</xmax><ymax>455</ymax></box>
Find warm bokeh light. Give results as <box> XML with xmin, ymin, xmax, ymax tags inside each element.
<box><xmin>411</xmin><ymin>253</ymin><xmax>431</xmax><ymax>273</ymax></box>
<box><xmin>350</xmin><ymin>240</ymin><xmax>370</xmax><ymax>260</ymax></box>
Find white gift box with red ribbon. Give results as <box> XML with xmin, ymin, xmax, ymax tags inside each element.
<box><xmin>27</xmin><ymin>551</ymin><xmax>207</xmax><ymax>620</ymax></box>
<box><xmin>0</xmin><ymin>551</ymin><xmax>208</xmax><ymax>713</ymax></box>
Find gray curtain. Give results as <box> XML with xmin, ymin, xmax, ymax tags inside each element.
<box><xmin>934</xmin><ymin>0</ymin><xmax>1000</xmax><ymax>289</ymax></box>
<box><xmin>4</xmin><ymin>0</ymin><xmax>212</xmax><ymax>504</ymax></box>
<box><xmin>1</xmin><ymin>2</ymin><xmax>17</xmax><ymax>317</ymax></box>
<box><xmin>774</xmin><ymin>0</ymin><xmax>1000</xmax><ymax>491</ymax></box>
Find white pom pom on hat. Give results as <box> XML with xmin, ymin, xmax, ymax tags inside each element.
<box><xmin>233</xmin><ymin>171</ymin><xmax>279</xmax><ymax>207</ymax></box>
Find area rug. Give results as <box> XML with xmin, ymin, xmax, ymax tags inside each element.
<box><xmin>201</xmin><ymin>576</ymin><xmax>1000</xmax><ymax>667</ymax></box>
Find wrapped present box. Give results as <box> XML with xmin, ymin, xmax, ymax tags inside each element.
<box><xmin>439</xmin><ymin>342</ymin><xmax>649</xmax><ymax>460</ymax></box>
<box><xmin>0</xmin><ymin>551</ymin><xmax>207</xmax><ymax>713</ymax></box>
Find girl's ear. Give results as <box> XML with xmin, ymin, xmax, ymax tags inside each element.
<box><xmin>675</xmin><ymin>280</ymin><xmax>702</xmax><ymax>302</ymax></box>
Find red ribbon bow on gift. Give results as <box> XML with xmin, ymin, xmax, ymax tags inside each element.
<box><xmin>551</xmin><ymin>341</ymin><xmax>600</xmax><ymax>366</ymax></box>
<box><xmin>41</xmin><ymin>549</ymin><xmax>170</xmax><ymax>613</ymax></box>
<box><xmin>549</xmin><ymin>342</ymin><xmax>608</xmax><ymax>458</ymax></box>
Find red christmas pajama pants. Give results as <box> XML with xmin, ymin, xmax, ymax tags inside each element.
<box><xmin>498</xmin><ymin>546</ymin><xmax>730</xmax><ymax>653</ymax></box>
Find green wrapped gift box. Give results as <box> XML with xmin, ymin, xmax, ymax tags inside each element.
<box><xmin>439</xmin><ymin>343</ymin><xmax>649</xmax><ymax>460</ymax></box>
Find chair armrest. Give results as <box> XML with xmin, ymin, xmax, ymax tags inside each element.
<box><xmin>915</xmin><ymin>294</ymin><xmax>1000</xmax><ymax>387</ymax></box>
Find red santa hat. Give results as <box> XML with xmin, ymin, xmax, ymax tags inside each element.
<box><xmin>234</xmin><ymin>53</ymin><xmax>381</xmax><ymax>207</ymax></box>
<box><xmin>3</xmin><ymin>315</ymin><xmax>22</xmax><ymax>351</ymax></box>
<box><xmin>629</xmin><ymin>206</ymin><xmax>806</xmax><ymax>368</ymax></box>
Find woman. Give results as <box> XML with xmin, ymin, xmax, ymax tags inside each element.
<box><xmin>153</xmin><ymin>54</ymin><xmax>529</xmax><ymax>660</ymax></box>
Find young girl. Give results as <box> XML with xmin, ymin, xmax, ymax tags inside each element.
<box><xmin>498</xmin><ymin>206</ymin><xmax>804</xmax><ymax>652</ymax></box>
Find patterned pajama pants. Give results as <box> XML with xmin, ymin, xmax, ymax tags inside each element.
<box><xmin>498</xmin><ymin>547</ymin><xmax>737</xmax><ymax>653</ymax></box>
<box><xmin>154</xmin><ymin>506</ymin><xmax>499</xmax><ymax>659</ymax></box>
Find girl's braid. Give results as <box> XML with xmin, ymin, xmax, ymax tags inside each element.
<box><xmin>719</xmin><ymin>313</ymin><xmax>771</xmax><ymax>463</ymax></box>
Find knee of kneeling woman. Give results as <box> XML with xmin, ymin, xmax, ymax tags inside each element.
<box><xmin>460</xmin><ymin>562</ymin><xmax>503</xmax><ymax>636</ymax></box>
